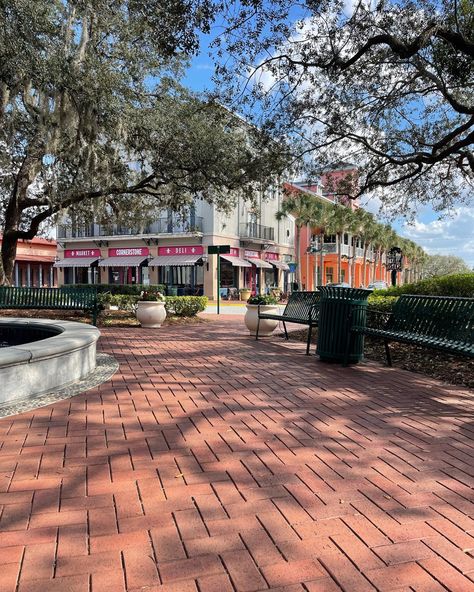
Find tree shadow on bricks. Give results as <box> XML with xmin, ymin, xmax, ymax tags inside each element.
<box><xmin>0</xmin><ymin>321</ymin><xmax>473</xmax><ymax>591</ymax></box>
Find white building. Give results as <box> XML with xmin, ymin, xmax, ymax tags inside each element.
<box><xmin>55</xmin><ymin>188</ymin><xmax>296</xmax><ymax>299</ymax></box>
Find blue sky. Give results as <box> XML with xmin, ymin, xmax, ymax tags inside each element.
<box><xmin>182</xmin><ymin>29</ymin><xmax>474</xmax><ymax>269</ymax></box>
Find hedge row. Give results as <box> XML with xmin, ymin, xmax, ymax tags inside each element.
<box><xmin>68</xmin><ymin>283</ymin><xmax>166</xmax><ymax>296</ymax></box>
<box><xmin>366</xmin><ymin>273</ymin><xmax>474</xmax><ymax>325</ymax></box>
<box><xmin>99</xmin><ymin>293</ymin><xmax>208</xmax><ymax>317</ymax></box>
<box><xmin>164</xmin><ymin>296</ymin><xmax>208</xmax><ymax>317</ymax></box>
<box><xmin>372</xmin><ymin>273</ymin><xmax>474</xmax><ymax>298</ymax></box>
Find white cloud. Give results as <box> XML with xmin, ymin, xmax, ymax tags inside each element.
<box><xmin>400</xmin><ymin>207</ymin><xmax>474</xmax><ymax>268</ymax></box>
<box><xmin>343</xmin><ymin>0</ymin><xmax>377</xmax><ymax>17</ymax></box>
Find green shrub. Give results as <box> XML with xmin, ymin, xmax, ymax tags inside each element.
<box><xmin>164</xmin><ymin>296</ymin><xmax>208</xmax><ymax>316</ymax></box>
<box><xmin>247</xmin><ymin>294</ymin><xmax>279</xmax><ymax>305</ymax></box>
<box><xmin>373</xmin><ymin>273</ymin><xmax>474</xmax><ymax>298</ymax></box>
<box><xmin>367</xmin><ymin>294</ymin><xmax>398</xmax><ymax>313</ymax></box>
<box><xmin>98</xmin><ymin>292</ymin><xmax>138</xmax><ymax>311</ymax></box>
<box><xmin>366</xmin><ymin>295</ymin><xmax>398</xmax><ymax>329</ymax></box>
<box><xmin>68</xmin><ymin>283</ymin><xmax>165</xmax><ymax>296</ymax></box>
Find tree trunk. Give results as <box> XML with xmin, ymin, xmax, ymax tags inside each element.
<box><xmin>372</xmin><ymin>252</ymin><xmax>378</xmax><ymax>283</ymax></box>
<box><xmin>348</xmin><ymin>238</ymin><xmax>353</xmax><ymax>286</ymax></box>
<box><xmin>0</xmin><ymin>232</ymin><xmax>19</xmax><ymax>285</ymax></box>
<box><xmin>351</xmin><ymin>238</ymin><xmax>357</xmax><ymax>287</ymax></box>
<box><xmin>319</xmin><ymin>236</ymin><xmax>324</xmax><ymax>286</ymax></box>
<box><xmin>295</xmin><ymin>226</ymin><xmax>302</xmax><ymax>290</ymax></box>
<box><xmin>337</xmin><ymin>234</ymin><xmax>341</xmax><ymax>283</ymax></box>
<box><xmin>1</xmin><ymin>190</ymin><xmax>23</xmax><ymax>285</ymax></box>
<box><xmin>362</xmin><ymin>244</ymin><xmax>368</xmax><ymax>287</ymax></box>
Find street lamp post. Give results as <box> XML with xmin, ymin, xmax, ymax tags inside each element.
<box><xmin>386</xmin><ymin>246</ymin><xmax>403</xmax><ymax>286</ymax></box>
<box><xmin>308</xmin><ymin>236</ymin><xmax>326</xmax><ymax>288</ymax></box>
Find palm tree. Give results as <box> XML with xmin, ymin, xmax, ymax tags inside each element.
<box><xmin>347</xmin><ymin>207</ymin><xmax>371</xmax><ymax>287</ymax></box>
<box><xmin>276</xmin><ymin>191</ymin><xmax>327</xmax><ymax>289</ymax></box>
<box><xmin>307</xmin><ymin>201</ymin><xmax>331</xmax><ymax>288</ymax></box>
<box><xmin>358</xmin><ymin>211</ymin><xmax>378</xmax><ymax>287</ymax></box>
<box><xmin>315</xmin><ymin>204</ymin><xmax>333</xmax><ymax>286</ymax></box>
<box><xmin>326</xmin><ymin>204</ymin><xmax>353</xmax><ymax>283</ymax></box>
<box><xmin>371</xmin><ymin>222</ymin><xmax>387</xmax><ymax>283</ymax></box>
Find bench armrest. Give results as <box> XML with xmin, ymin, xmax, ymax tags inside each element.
<box><xmin>308</xmin><ymin>303</ymin><xmax>320</xmax><ymax>322</ymax></box>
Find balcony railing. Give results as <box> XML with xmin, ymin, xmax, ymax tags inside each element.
<box><xmin>239</xmin><ymin>222</ymin><xmax>275</xmax><ymax>242</ymax></box>
<box><xmin>58</xmin><ymin>217</ymin><xmax>203</xmax><ymax>239</ymax></box>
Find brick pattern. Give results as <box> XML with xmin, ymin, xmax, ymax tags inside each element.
<box><xmin>0</xmin><ymin>316</ymin><xmax>474</xmax><ymax>591</ymax></box>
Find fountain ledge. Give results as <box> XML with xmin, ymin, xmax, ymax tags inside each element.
<box><xmin>0</xmin><ymin>318</ymin><xmax>100</xmax><ymax>405</ymax></box>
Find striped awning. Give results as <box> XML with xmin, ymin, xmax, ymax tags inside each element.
<box><xmin>54</xmin><ymin>257</ymin><xmax>99</xmax><ymax>268</ymax></box>
<box><xmin>148</xmin><ymin>254</ymin><xmax>202</xmax><ymax>266</ymax></box>
<box><xmin>99</xmin><ymin>255</ymin><xmax>148</xmax><ymax>267</ymax></box>
<box><xmin>270</xmin><ymin>260</ymin><xmax>290</xmax><ymax>271</ymax></box>
<box><xmin>246</xmin><ymin>258</ymin><xmax>273</xmax><ymax>269</ymax></box>
<box><xmin>220</xmin><ymin>254</ymin><xmax>252</xmax><ymax>268</ymax></box>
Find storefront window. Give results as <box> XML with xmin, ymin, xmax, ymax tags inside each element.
<box><xmin>264</xmin><ymin>269</ymin><xmax>278</xmax><ymax>292</ymax></box>
<box><xmin>158</xmin><ymin>265</ymin><xmax>203</xmax><ymax>289</ymax></box>
<box><xmin>108</xmin><ymin>266</ymin><xmax>143</xmax><ymax>284</ymax></box>
<box><xmin>64</xmin><ymin>267</ymin><xmax>91</xmax><ymax>284</ymax></box>
<box><xmin>220</xmin><ymin>260</ymin><xmax>238</xmax><ymax>287</ymax></box>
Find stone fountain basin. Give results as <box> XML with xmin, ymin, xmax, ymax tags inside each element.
<box><xmin>0</xmin><ymin>318</ymin><xmax>100</xmax><ymax>405</ymax></box>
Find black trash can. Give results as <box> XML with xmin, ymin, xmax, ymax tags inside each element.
<box><xmin>317</xmin><ymin>286</ymin><xmax>372</xmax><ymax>363</ymax></box>
<box><xmin>167</xmin><ymin>286</ymin><xmax>178</xmax><ymax>296</ymax></box>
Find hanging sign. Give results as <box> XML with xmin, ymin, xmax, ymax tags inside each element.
<box><xmin>65</xmin><ymin>249</ymin><xmax>101</xmax><ymax>258</ymax></box>
<box><xmin>109</xmin><ymin>247</ymin><xmax>149</xmax><ymax>257</ymax></box>
<box><xmin>264</xmin><ymin>252</ymin><xmax>279</xmax><ymax>261</ymax></box>
<box><xmin>208</xmin><ymin>245</ymin><xmax>231</xmax><ymax>254</ymax></box>
<box><xmin>158</xmin><ymin>245</ymin><xmax>203</xmax><ymax>256</ymax></box>
<box><xmin>244</xmin><ymin>250</ymin><xmax>260</xmax><ymax>258</ymax></box>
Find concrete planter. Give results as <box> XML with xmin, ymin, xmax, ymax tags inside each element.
<box><xmin>136</xmin><ymin>301</ymin><xmax>167</xmax><ymax>328</ymax></box>
<box><xmin>0</xmin><ymin>318</ymin><xmax>100</xmax><ymax>405</ymax></box>
<box><xmin>244</xmin><ymin>304</ymin><xmax>279</xmax><ymax>336</ymax></box>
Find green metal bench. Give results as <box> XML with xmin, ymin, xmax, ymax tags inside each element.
<box><xmin>257</xmin><ymin>291</ymin><xmax>321</xmax><ymax>354</ymax></box>
<box><xmin>0</xmin><ymin>287</ymin><xmax>101</xmax><ymax>326</ymax></box>
<box><xmin>345</xmin><ymin>294</ymin><xmax>474</xmax><ymax>366</ymax></box>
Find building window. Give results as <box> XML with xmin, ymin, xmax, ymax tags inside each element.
<box><xmin>326</xmin><ymin>267</ymin><xmax>334</xmax><ymax>283</ymax></box>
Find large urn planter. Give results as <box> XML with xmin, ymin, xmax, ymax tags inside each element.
<box><xmin>244</xmin><ymin>304</ymin><xmax>279</xmax><ymax>336</ymax></box>
<box><xmin>136</xmin><ymin>301</ymin><xmax>167</xmax><ymax>328</ymax></box>
<box><xmin>240</xmin><ymin>289</ymin><xmax>251</xmax><ymax>301</ymax></box>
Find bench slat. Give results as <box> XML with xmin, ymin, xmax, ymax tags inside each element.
<box><xmin>0</xmin><ymin>287</ymin><xmax>99</xmax><ymax>325</ymax></box>
<box><xmin>352</xmin><ymin>294</ymin><xmax>474</xmax><ymax>364</ymax></box>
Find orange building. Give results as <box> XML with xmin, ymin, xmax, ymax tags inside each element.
<box><xmin>0</xmin><ymin>237</ymin><xmax>57</xmax><ymax>287</ymax></box>
<box><xmin>287</xmin><ymin>168</ymin><xmax>404</xmax><ymax>289</ymax></box>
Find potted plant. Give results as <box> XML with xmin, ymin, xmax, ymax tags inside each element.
<box><xmin>244</xmin><ymin>294</ymin><xmax>280</xmax><ymax>336</ymax></box>
<box><xmin>239</xmin><ymin>287</ymin><xmax>252</xmax><ymax>301</ymax></box>
<box><xmin>136</xmin><ymin>289</ymin><xmax>167</xmax><ymax>328</ymax></box>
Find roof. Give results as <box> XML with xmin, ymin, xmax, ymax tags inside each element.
<box><xmin>0</xmin><ymin>236</ymin><xmax>57</xmax><ymax>246</ymax></box>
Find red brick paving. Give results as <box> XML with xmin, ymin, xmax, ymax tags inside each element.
<box><xmin>1</xmin><ymin>316</ymin><xmax>474</xmax><ymax>591</ymax></box>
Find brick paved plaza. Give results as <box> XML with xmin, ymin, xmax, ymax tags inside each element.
<box><xmin>0</xmin><ymin>317</ymin><xmax>473</xmax><ymax>591</ymax></box>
